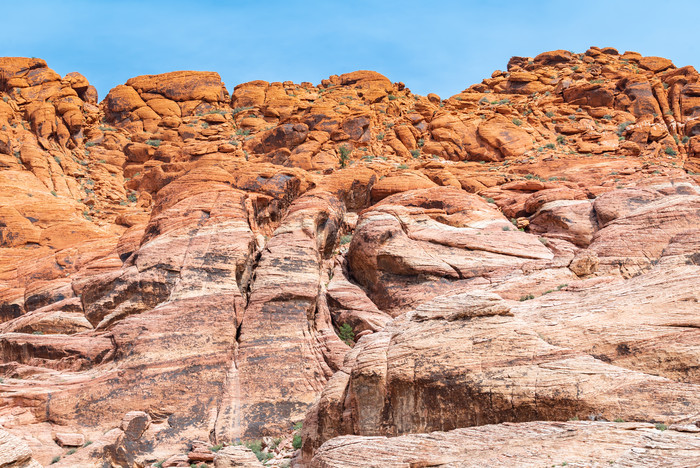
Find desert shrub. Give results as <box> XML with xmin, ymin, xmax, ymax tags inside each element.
<box><xmin>338</xmin><ymin>145</ymin><xmax>351</xmax><ymax>168</ymax></box>
<box><xmin>337</xmin><ymin>323</ymin><xmax>354</xmax><ymax>345</ymax></box>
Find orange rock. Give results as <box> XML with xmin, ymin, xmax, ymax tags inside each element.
<box><xmin>477</xmin><ymin>114</ymin><xmax>531</xmax><ymax>158</ymax></box>
<box><xmin>231</xmin><ymin>80</ymin><xmax>268</xmax><ymax>108</ymax></box>
<box><xmin>146</xmin><ymin>97</ymin><xmax>181</xmax><ymax>117</ymax></box>
<box><xmin>126</xmin><ymin>71</ymin><xmax>226</xmax><ymax>102</ymax></box>
<box><xmin>369</xmin><ymin>172</ymin><xmax>437</xmax><ymax>203</ymax></box>
<box><xmin>2</xmin><ymin>49</ymin><xmax>700</xmax><ymax>467</ymax></box>
<box><xmin>104</xmin><ymin>84</ymin><xmax>147</xmax><ymax>113</ymax></box>
<box><xmin>534</xmin><ymin>49</ymin><xmax>573</xmax><ymax>65</ymax></box>
<box><xmin>638</xmin><ymin>55</ymin><xmax>675</xmax><ymax>72</ymax></box>
<box><xmin>337</xmin><ymin>70</ymin><xmax>392</xmax><ymax>101</ymax></box>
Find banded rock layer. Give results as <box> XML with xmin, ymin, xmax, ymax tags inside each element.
<box><xmin>0</xmin><ymin>47</ymin><xmax>699</xmax><ymax>467</ymax></box>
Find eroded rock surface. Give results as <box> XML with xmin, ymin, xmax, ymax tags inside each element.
<box><xmin>310</xmin><ymin>421</ymin><xmax>700</xmax><ymax>467</ymax></box>
<box><xmin>2</xmin><ymin>48</ymin><xmax>700</xmax><ymax>466</ymax></box>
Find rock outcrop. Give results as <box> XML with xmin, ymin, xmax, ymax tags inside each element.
<box><xmin>310</xmin><ymin>421</ymin><xmax>700</xmax><ymax>467</ymax></box>
<box><xmin>0</xmin><ymin>429</ymin><xmax>41</xmax><ymax>468</ymax></box>
<box><xmin>1</xmin><ymin>47</ymin><xmax>700</xmax><ymax>467</ymax></box>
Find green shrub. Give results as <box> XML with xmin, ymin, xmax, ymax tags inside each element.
<box><xmin>556</xmin><ymin>135</ymin><xmax>566</xmax><ymax>145</ymax></box>
<box><xmin>417</xmin><ymin>138</ymin><xmax>424</xmax><ymax>147</ymax></box>
<box><xmin>545</xmin><ymin>143</ymin><xmax>555</xmax><ymax>149</ymax></box>
<box><xmin>337</xmin><ymin>323</ymin><xmax>354</xmax><ymax>346</ymax></box>
<box><xmin>512</xmin><ymin>118</ymin><xmax>522</xmax><ymax>126</ymax></box>
<box><xmin>545</xmin><ymin>111</ymin><xmax>555</xmax><ymax>118</ymax></box>
<box><xmin>292</xmin><ymin>433</ymin><xmax>302</xmax><ymax>450</ymax></box>
<box><xmin>682</xmin><ymin>136</ymin><xmax>690</xmax><ymax>144</ymax></box>
<box><xmin>655</xmin><ymin>423</ymin><xmax>667</xmax><ymax>431</ymax></box>
<box><xmin>340</xmin><ymin>234</ymin><xmax>352</xmax><ymax>245</ymax></box>
<box><xmin>50</xmin><ymin>190</ymin><xmax>57</xmax><ymax>197</ymax></box>
<box><xmin>236</xmin><ymin>129</ymin><xmax>250</xmax><ymax>136</ymax></box>
<box><xmin>664</xmin><ymin>146</ymin><xmax>678</xmax><ymax>156</ymax></box>
<box><xmin>617</xmin><ymin>121</ymin><xmax>633</xmax><ymax>137</ymax></box>
<box><xmin>50</xmin><ymin>456</ymin><xmax>61</xmax><ymax>464</ymax></box>
<box><xmin>85</xmin><ymin>141</ymin><xmax>97</xmax><ymax>147</ymax></box>
<box><xmin>244</xmin><ymin>440</ymin><xmax>273</xmax><ymax>462</ymax></box>
<box><xmin>519</xmin><ymin>294</ymin><xmax>535</xmax><ymax>301</ymax></box>
<box><xmin>410</xmin><ymin>149</ymin><xmax>420</xmax><ymax>158</ymax></box>
<box><xmin>291</xmin><ymin>425</ymin><xmax>303</xmax><ymax>456</ymax></box>
<box><xmin>210</xmin><ymin>444</ymin><xmax>223</xmax><ymax>452</ymax></box>
<box><xmin>338</xmin><ymin>145</ymin><xmax>351</xmax><ymax>168</ymax></box>
<box><xmin>398</xmin><ymin>163</ymin><xmax>408</xmax><ymax>169</ymax></box>
<box><xmin>67</xmin><ymin>448</ymin><xmax>76</xmax><ymax>455</ymax></box>
<box><xmin>387</xmin><ymin>94</ymin><xmax>398</xmax><ymax>101</ymax></box>
<box><xmin>145</xmin><ymin>139</ymin><xmax>161</xmax><ymax>147</ymax></box>
<box><xmin>376</xmin><ymin>132</ymin><xmax>385</xmax><ymax>141</ymax></box>
<box><xmin>486</xmin><ymin>198</ymin><xmax>495</xmax><ymax>204</ymax></box>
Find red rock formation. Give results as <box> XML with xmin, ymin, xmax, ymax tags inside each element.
<box><xmin>1</xmin><ymin>48</ymin><xmax>700</xmax><ymax>467</ymax></box>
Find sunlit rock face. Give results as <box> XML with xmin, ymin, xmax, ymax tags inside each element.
<box><xmin>1</xmin><ymin>48</ymin><xmax>700</xmax><ymax>467</ymax></box>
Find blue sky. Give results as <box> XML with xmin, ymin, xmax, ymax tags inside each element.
<box><xmin>2</xmin><ymin>1</ymin><xmax>698</xmax><ymax>101</ymax></box>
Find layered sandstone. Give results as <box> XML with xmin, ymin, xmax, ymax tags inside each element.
<box><xmin>1</xmin><ymin>47</ymin><xmax>699</xmax><ymax>467</ymax></box>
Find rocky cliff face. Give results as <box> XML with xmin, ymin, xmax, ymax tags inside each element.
<box><xmin>0</xmin><ymin>47</ymin><xmax>699</xmax><ymax>467</ymax></box>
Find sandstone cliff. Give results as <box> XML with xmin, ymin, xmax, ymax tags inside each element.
<box><xmin>0</xmin><ymin>47</ymin><xmax>699</xmax><ymax>467</ymax></box>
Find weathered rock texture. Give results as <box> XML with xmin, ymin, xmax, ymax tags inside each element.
<box><xmin>310</xmin><ymin>421</ymin><xmax>700</xmax><ymax>467</ymax></box>
<box><xmin>0</xmin><ymin>429</ymin><xmax>41</xmax><ymax>468</ymax></box>
<box><xmin>1</xmin><ymin>48</ymin><xmax>700</xmax><ymax>467</ymax></box>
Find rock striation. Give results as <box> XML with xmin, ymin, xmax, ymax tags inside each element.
<box><xmin>1</xmin><ymin>47</ymin><xmax>699</xmax><ymax>467</ymax></box>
